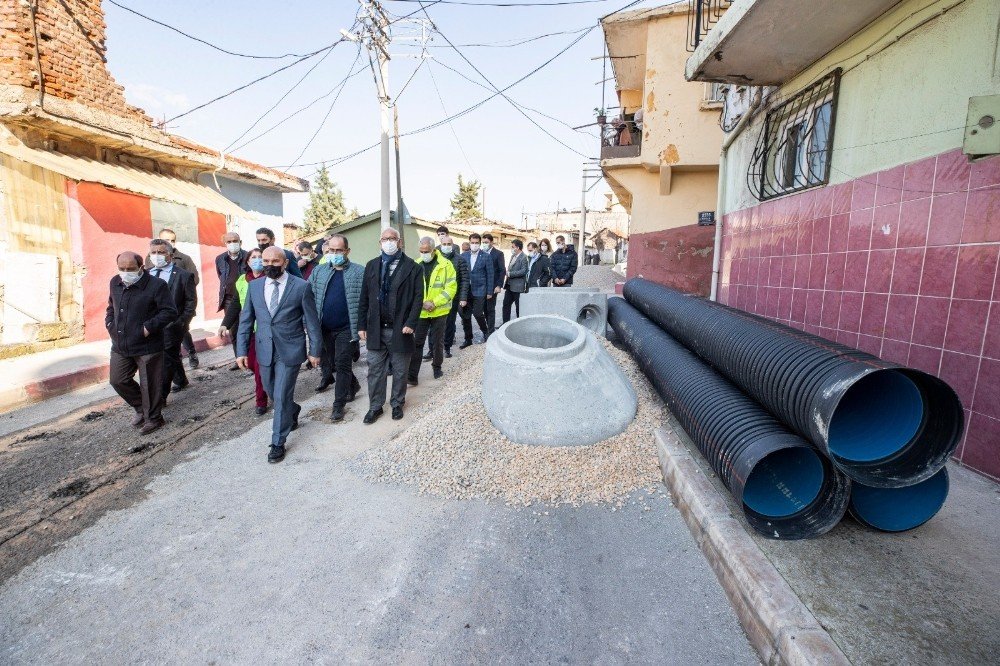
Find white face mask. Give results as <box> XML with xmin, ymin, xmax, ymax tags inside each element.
<box><xmin>540</xmin><ymin>245</ymin><xmax>549</xmax><ymax>253</ymax></box>
<box><xmin>470</xmin><ymin>243</ymin><xmax>481</xmax><ymax>252</ymax></box>
<box><xmin>381</xmin><ymin>240</ymin><xmax>399</xmax><ymax>255</ymax></box>
<box><xmin>226</xmin><ymin>242</ymin><xmax>241</xmax><ymax>254</ymax></box>
<box><xmin>556</xmin><ymin>243</ymin><xmax>565</xmax><ymax>250</ymax></box>
<box><xmin>150</xmin><ymin>254</ymin><xmax>168</xmax><ymax>268</ymax></box>
<box><xmin>120</xmin><ymin>270</ymin><xmax>142</xmax><ymax>286</ymax></box>
<box><xmin>440</xmin><ymin>245</ymin><xmax>454</xmax><ymax>255</ymax></box>
<box><xmin>420</xmin><ymin>252</ymin><xmax>434</xmax><ymax>263</ymax></box>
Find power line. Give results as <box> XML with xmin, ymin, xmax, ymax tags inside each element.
<box><xmin>425</xmin><ymin>26</ymin><xmax>591</xmax><ymax>47</ymax></box>
<box><xmin>426</xmin><ymin>61</ymin><xmax>480</xmax><ymax>179</ymax></box>
<box><xmin>388</xmin><ymin>0</ymin><xmax>612</xmax><ymax>6</ymax></box>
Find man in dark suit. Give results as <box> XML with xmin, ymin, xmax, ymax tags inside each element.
<box><xmin>526</xmin><ymin>241</ymin><xmax>552</xmax><ymax>289</ymax></box>
<box><xmin>459</xmin><ymin>232</ymin><xmax>494</xmax><ymax>348</ymax></box>
<box><xmin>148</xmin><ymin>240</ymin><xmax>197</xmax><ymax>400</ymax></box>
<box><xmin>438</xmin><ymin>235</ymin><xmax>468</xmax><ymax>358</ymax></box>
<box><xmin>255</xmin><ymin>227</ymin><xmax>302</xmax><ymax>278</ymax></box>
<box><xmin>236</xmin><ymin>247</ymin><xmax>322</xmax><ymax>463</ymax></box>
<box><xmin>146</xmin><ymin>228</ymin><xmax>202</xmax><ymax>369</ymax></box>
<box><xmin>216</xmin><ymin>231</ymin><xmax>248</xmax><ymax>365</ymax></box>
<box><xmin>106</xmin><ymin>251</ymin><xmax>177</xmax><ymax>435</ymax></box>
<box><xmin>481</xmin><ymin>233</ymin><xmax>506</xmax><ymax>333</ymax></box>
<box><xmin>357</xmin><ymin>227</ymin><xmax>423</xmax><ymax>424</ymax></box>
<box><xmin>502</xmin><ymin>239</ymin><xmax>529</xmax><ymax>324</ymax></box>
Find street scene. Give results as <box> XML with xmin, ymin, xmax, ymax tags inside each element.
<box><xmin>1</xmin><ymin>0</ymin><xmax>999</xmax><ymax>664</ymax></box>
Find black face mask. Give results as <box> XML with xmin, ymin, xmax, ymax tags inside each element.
<box><xmin>263</xmin><ymin>265</ymin><xmax>284</xmax><ymax>279</ymax></box>
<box><xmin>258</xmin><ymin>242</ymin><xmax>271</xmax><ymax>252</ymax></box>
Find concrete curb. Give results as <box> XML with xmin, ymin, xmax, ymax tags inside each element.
<box><xmin>0</xmin><ymin>332</ymin><xmax>229</xmax><ymax>414</ymax></box>
<box><xmin>655</xmin><ymin>428</ymin><xmax>851</xmax><ymax>666</ymax></box>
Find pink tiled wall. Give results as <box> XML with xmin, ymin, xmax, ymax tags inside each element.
<box><xmin>718</xmin><ymin>149</ymin><xmax>1000</xmax><ymax>481</ymax></box>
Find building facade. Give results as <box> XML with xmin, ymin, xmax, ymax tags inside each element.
<box><xmin>686</xmin><ymin>0</ymin><xmax>1000</xmax><ymax>479</ymax></box>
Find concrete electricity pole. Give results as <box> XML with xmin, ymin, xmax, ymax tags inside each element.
<box><xmin>580</xmin><ymin>161</ymin><xmax>603</xmax><ymax>264</ymax></box>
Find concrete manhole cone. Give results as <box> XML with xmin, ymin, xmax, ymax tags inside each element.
<box><xmin>482</xmin><ymin>315</ymin><xmax>637</xmax><ymax>446</ymax></box>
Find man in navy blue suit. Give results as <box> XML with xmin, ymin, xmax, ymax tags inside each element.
<box><xmin>459</xmin><ymin>233</ymin><xmax>494</xmax><ymax>348</ymax></box>
<box><xmin>481</xmin><ymin>232</ymin><xmax>506</xmax><ymax>333</ymax></box>
<box><xmin>236</xmin><ymin>247</ymin><xmax>322</xmax><ymax>463</ymax></box>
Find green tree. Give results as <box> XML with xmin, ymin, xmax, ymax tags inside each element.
<box><xmin>449</xmin><ymin>174</ymin><xmax>481</xmax><ymax>220</ymax></box>
<box><xmin>303</xmin><ymin>164</ymin><xmax>349</xmax><ymax>234</ymax></box>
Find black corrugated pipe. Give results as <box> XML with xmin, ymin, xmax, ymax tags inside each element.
<box><xmin>608</xmin><ymin>297</ymin><xmax>850</xmax><ymax>540</ymax></box>
<box><xmin>623</xmin><ymin>278</ymin><xmax>963</xmax><ymax>488</ymax></box>
<box><xmin>849</xmin><ymin>468</ymin><xmax>949</xmax><ymax>532</ymax></box>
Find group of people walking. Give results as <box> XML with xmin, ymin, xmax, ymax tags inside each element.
<box><xmin>105</xmin><ymin>223</ymin><xmax>580</xmax><ymax>464</ymax></box>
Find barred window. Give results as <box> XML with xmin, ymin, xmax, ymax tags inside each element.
<box><xmin>749</xmin><ymin>69</ymin><xmax>841</xmax><ymax>201</ymax></box>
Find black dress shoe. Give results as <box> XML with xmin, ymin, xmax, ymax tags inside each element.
<box><xmin>407</xmin><ymin>377</ymin><xmax>418</xmax><ymax>387</ymax></box>
<box><xmin>140</xmin><ymin>418</ymin><xmax>165</xmax><ymax>435</ymax></box>
<box><xmin>315</xmin><ymin>378</ymin><xmax>332</xmax><ymax>392</ymax></box>
<box><xmin>331</xmin><ymin>404</ymin><xmax>345</xmax><ymax>421</ymax></box>
<box><xmin>363</xmin><ymin>408</ymin><xmax>383</xmax><ymax>424</ymax></box>
<box><xmin>291</xmin><ymin>403</ymin><xmax>301</xmax><ymax>431</ymax></box>
<box><xmin>188</xmin><ymin>354</ymin><xmax>199</xmax><ymax>369</ymax></box>
<box><xmin>268</xmin><ymin>445</ymin><xmax>286</xmax><ymax>463</ymax></box>
<box><xmin>445</xmin><ymin>347</ymin><xmax>452</xmax><ymax>358</ymax></box>
<box><xmin>392</xmin><ymin>406</ymin><xmax>404</xmax><ymax>420</ymax></box>
<box><xmin>422</xmin><ymin>351</ymin><xmax>433</xmax><ymax>360</ymax></box>
<box><xmin>173</xmin><ymin>380</ymin><xmax>189</xmax><ymax>391</ymax></box>
<box><xmin>131</xmin><ymin>411</ymin><xmax>144</xmax><ymax>428</ymax></box>
<box><xmin>347</xmin><ymin>377</ymin><xmax>361</xmax><ymax>402</ymax></box>
<box><xmin>433</xmin><ymin>368</ymin><xmax>444</xmax><ymax>379</ymax></box>
<box><xmin>255</xmin><ymin>405</ymin><xmax>267</xmax><ymax>416</ymax></box>
<box><xmin>459</xmin><ymin>341</ymin><xmax>472</xmax><ymax>349</ymax></box>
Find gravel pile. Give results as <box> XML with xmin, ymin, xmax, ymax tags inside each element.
<box><xmin>355</xmin><ymin>339</ymin><xmax>666</xmax><ymax>508</ymax></box>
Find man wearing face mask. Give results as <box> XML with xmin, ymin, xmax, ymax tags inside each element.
<box><xmin>309</xmin><ymin>234</ymin><xmax>364</xmax><ymax>421</ymax></box>
<box><xmin>481</xmin><ymin>233</ymin><xmax>506</xmax><ymax>333</ymax></box>
<box><xmin>502</xmin><ymin>239</ymin><xmax>529</xmax><ymax>324</ymax></box>
<box><xmin>357</xmin><ymin>228</ymin><xmax>423</xmax><ymax>423</ymax></box>
<box><xmin>236</xmin><ymin>247</ymin><xmax>322</xmax><ymax>463</ymax></box>
<box><xmin>254</xmin><ymin>227</ymin><xmax>302</xmax><ymax>278</ymax></box>
<box><xmin>459</xmin><ymin>233</ymin><xmax>494</xmax><ymax>348</ymax></box>
<box><xmin>408</xmin><ymin>237</ymin><xmax>457</xmax><ymax>385</ymax></box>
<box><xmin>148</xmin><ymin>239</ymin><xmax>197</xmax><ymax>401</ymax></box>
<box><xmin>551</xmin><ymin>234</ymin><xmax>578</xmax><ymax>287</ymax></box>
<box><xmin>146</xmin><ymin>228</ymin><xmax>201</xmax><ymax>369</ymax></box>
<box><xmin>106</xmin><ymin>251</ymin><xmax>178</xmax><ymax>435</ymax></box>
<box><xmin>435</xmin><ymin>235</ymin><xmax>468</xmax><ymax>358</ymax></box>
<box><xmin>215</xmin><ymin>231</ymin><xmax>248</xmax><ymax>366</ymax></box>
<box><xmin>526</xmin><ymin>241</ymin><xmax>552</xmax><ymax>288</ymax></box>
<box><xmin>295</xmin><ymin>240</ymin><xmax>320</xmax><ymax>280</ymax></box>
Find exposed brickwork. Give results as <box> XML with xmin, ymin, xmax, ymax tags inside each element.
<box><xmin>0</xmin><ymin>0</ymin><xmax>150</xmax><ymax>124</ymax></box>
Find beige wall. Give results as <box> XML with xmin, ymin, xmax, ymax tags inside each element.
<box><xmin>607</xmin><ymin>167</ymin><xmax>718</xmax><ymax>234</ymax></box>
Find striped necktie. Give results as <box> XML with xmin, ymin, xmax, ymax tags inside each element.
<box><xmin>269</xmin><ymin>280</ymin><xmax>280</xmax><ymax>315</ymax></box>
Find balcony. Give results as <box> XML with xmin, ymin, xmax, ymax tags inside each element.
<box><xmin>684</xmin><ymin>0</ymin><xmax>905</xmax><ymax>85</ymax></box>
<box><xmin>600</xmin><ymin>117</ymin><xmax>641</xmax><ymax>161</ymax></box>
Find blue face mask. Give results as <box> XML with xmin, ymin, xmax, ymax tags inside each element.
<box><xmin>249</xmin><ymin>257</ymin><xmax>264</xmax><ymax>272</ymax></box>
<box><xmin>329</xmin><ymin>253</ymin><xmax>346</xmax><ymax>266</ymax></box>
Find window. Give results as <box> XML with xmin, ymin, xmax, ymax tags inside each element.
<box><xmin>705</xmin><ymin>82</ymin><xmax>727</xmax><ymax>104</ymax></box>
<box><xmin>748</xmin><ymin>69</ymin><xmax>841</xmax><ymax>201</ymax></box>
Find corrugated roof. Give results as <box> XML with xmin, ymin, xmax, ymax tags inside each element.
<box><xmin>0</xmin><ymin>139</ymin><xmax>250</xmax><ymax>217</ymax></box>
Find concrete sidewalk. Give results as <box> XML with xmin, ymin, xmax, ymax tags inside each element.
<box><xmin>0</xmin><ymin>320</ymin><xmax>228</xmax><ymax>414</ymax></box>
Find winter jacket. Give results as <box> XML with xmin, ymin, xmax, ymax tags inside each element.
<box><xmin>215</xmin><ymin>249</ymin><xmax>248</xmax><ymax>311</ymax></box>
<box><xmin>441</xmin><ymin>249</ymin><xmax>470</xmax><ymax>302</ymax></box>
<box><xmin>461</xmin><ymin>250</ymin><xmax>495</xmax><ymax>299</ymax></box>
<box><xmin>358</xmin><ymin>253</ymin><xmax>423</xmax><ymax>353</ymax></box>
<box><xmin>527</xmin><ymin>254</ymin><xmax>552</xmax><ymax>289</ymax></box>
<box><xmin>418</xmin><ymin>252</ymin><xmax>458</xmax><ymax>319</ymax></box>
<box><xmin>504</xmin><ymin>252</ymin><xmax>529</xmax><ymax>293</ymax></box>
<box><xmin>550</xmin><ymin>246</ymin><xmax>578</xmax><ymax>285</ymax></box>
<box><xmin>105</xmin><ymin>271</ymin><xmax>177</xmax><ymax>357</ymax></box>
<box><xmin>309</xmin><ymin>260</ymin><xmax>365</xmax><ymax>340</ymax></box>
<box><xmin>487</xmin><ymin>247</ymin><xmax>506</xmax><ymax>291</ymax></box>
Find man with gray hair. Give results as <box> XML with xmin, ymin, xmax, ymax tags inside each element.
<box><xmin>148</xmin><ymin>239</ymin><xmax>197</xmax><ymax>401</ymax></box>
<box><xmin>408</xmin><ymin>236</ymin><xmax>457</xmax><ymax>384</ymax></box>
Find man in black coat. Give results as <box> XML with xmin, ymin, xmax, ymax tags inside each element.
<box><xmin>146</xmin><ymin>228</ymin><xmax>202</xmax><ymax>368</ymax></box>
<box><xmin>215</xmin><ymin>231</ymin><xmax>248</xmax><ymax>363</ymax></box>
<box><xmin>357</xmin><ymin>228</ymin><xmax>423</xmax><ymax>424</ymax></box>
<box><xmin>481</xmin><ymin>233</ymin><xmax>506</xmax><ymax>333</ymax></box>
<box><xmin>106</xmin><ymin>251</ymin><xmax>178</xmax><ymax>435</ymax></box>
<box><xmin>526</xmin><ymin>241</ymin><xmax>552</xmax><ymax>288</ymax></box>
<box><xmin>438</xmin><ymin>235</ymin><xmax>468</xmax><ymax>358</ymax></box>
<box><xmin>148</xmin><ymin>239</ymin><xmax>198</xmax><ymax>399</ymax></box>
<box><xmin>550</xmin><ymin>234</ymin><xmax>578</xmax><ymax>287</ymax></box>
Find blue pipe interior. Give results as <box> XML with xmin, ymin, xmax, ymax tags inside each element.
<box><xmin>850</xmin><ymin>468</ymin><xmax>949</xmax><ymax>531</ymax></box>
<box><xmin>828</xmin><ymin>371</ymin><xmax>924</xmax><ymax>462</ymax></box>
<box><xmin>743</xmin><ymin>448</ymin><xmax>824</xmax><ymax>518</ymax></box>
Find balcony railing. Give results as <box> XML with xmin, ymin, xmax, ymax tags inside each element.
<box><xmin>600</xmin><ymin>118</ymin><xmax>641</xmax><ymax>160</ymax></box>
<box><xmin>686</xmin><ymin>0</ymin><xmax>732</xmax><ymax>52</ymax></box>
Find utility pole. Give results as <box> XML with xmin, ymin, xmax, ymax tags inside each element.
<box><xmin>580</xmin><ymin>160</ymin><xmax>603</xmax><ymax>265</ymax></box>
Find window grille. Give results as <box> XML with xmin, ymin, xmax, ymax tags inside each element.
<box><xmin>686</xmin><ymin>0</ymin><xmax>733</xmax><ymax>52</ymax></box>
<box><xmin>748</xmin><ymin>69</ymin><xmax>841</xmax><ymax>201</ymax></box>
<box><xmin>705</xmin><ymin>82</ymin><xmax>726</xmax><ymax>104</ymax></box>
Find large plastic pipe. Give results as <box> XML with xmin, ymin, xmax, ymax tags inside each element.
<box><xmin>623</xmin><ymin>279</ymin><xmax>963</xmax><ymax>488</ymax></box>
<box><xmin>608</xmin><ymin>298</ymin><xmax>850</xmax><ymax>539</ymax></box>
<box><xmin>849</xmin><ymin>467</ymin><xmax>949</xmax><ymax>532</ymax></box>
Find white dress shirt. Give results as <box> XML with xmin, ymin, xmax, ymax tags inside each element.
<box><xmin>265</xmin><ymin>271</ymin><xmax>289</xmax><ymax>313</ymax></box>
<box><xmin>469</xmin><ymin>250</ymin><xmax>480</xmax><ymax>270</ymax></box>
<box><xmin>150</xmin><ymin>261</ymin><xmax>174</xmax><ymax>283</ymax></box>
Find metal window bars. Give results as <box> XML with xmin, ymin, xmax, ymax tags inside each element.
<box><xmin>686</xmin><ymin>0</ymin><xmax>733</xmax><ymax>52</ymax></box>
<box><xmin>748</xmin><ymin>69</ymin><xmax>842</xmax><ymax>201</ymax></box>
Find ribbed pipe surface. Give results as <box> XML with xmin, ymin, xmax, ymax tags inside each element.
<box><xmin>608</xmin><ymin>298</ymin><xmax>849</xmax><ymax>540</ymax></box>
<box><xmin>623</xmin><ymin>279</ymin><xmax>963</xmax><ymax>488</ymax></box>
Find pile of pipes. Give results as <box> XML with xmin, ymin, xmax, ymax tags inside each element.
<box><xmin>609</xmin><ymin>278</ymin><xmax>963</xmax><ymax>540</ymax></box>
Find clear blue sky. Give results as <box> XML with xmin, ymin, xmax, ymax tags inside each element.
<box><xmin>102</xmin><ymin>0</ymin><xmax>652</xmax><ymax>224</ymax></box>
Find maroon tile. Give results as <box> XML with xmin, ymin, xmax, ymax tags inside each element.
<box><xmin>934</xmin><ymin>149</ymin><xmax>972</xmax><ymax>194</ymax></box>
<box><xmin>852</xmin><ymin>176</ymin><xmax>876</xmax><ymax>210</ymax></box>
<box><xmin>840</xmin><ymin>292</ymin><xmax>863</xmax><ymax>332</ymax></box>
<box><xmin>884</xmin><ymin>294</ymin><xmax>917</xmax><ymax>342</ymax></box>
<box><xmin>961</xmin><ymin>412</ymin><xmax>1000</xmax><ymax>480</ymax></box>
<box><xmin>970</xmin><ymin>155</ymin><xmax>1000</xmax><ymax>190</ymax></box>
<box><xmin>953</xmin><ymin>244</ymin><xmax>1000</xmax><ymax>300</ymax></box>
<box><xmin>866</xmin><ymin>249</ymin><xmax>894</xmax><ymax>293</ymax></box>
<box><xmin>871</xmin><ymin>204</ymin><xmax>900</xmax><ymax>250</ymax></box>
<box><xmin>919</xmin><ymin>246</ymin><xmax>958</xmax><ymax>297</ymax></box>
<box><xmin>791</xmin><ymin>288</ymin><xmax>808</xmax><ymax>323</ymax></box>
<box><xmin>794</xmin><ymin>255</ymin><xmax>811</xmax><ymax>289</ymax></box>
<box><xmin>832</xmin><ymin>182</ymin><xmax>854</xmax><ymax>214</ymax></box>
<box><xmin>809</xmin><ymin>253</ymin><xmax>829</xmax><ymax>290</ymax></box>
<box><xmin>875</xmin><ymin>165</ymin><xmax>904</xmax><ymax>206</ymax></box>
<box><xmin>927</xmin><ymin>191</ymin><xmax>967</xmax><ymax>246</ymax></box>
<box><xmin>829</xmin><ymin>214</ymin><xmax>850</xmax><ymax>253</ymax></box>
<box><xmin>766</xmin><ymin>286</ymin><xmax>780</xmax><ymax>318</ymax></box>
<box><xmin>897</xmin><ymin>198</ymin><xmax>931</xmax><ymax>248</ymax></box>
<box><xmin>837</xmin><ymin>330</ymin><xmax>860</xmax><ymax>348</ymax></box>
<box><xmin>944</xmin><ymin>299</ymin><xmax>990</xmax><ymax>355</ymax></box>
<box><xmin>718</xmin><ymin>284</ymin><xmax>731</xmax><ymax>304</ymax></box>
<box><xmin>811</xmin><ymin>217</ymin><xmax>831</xmax><ymax>254</ymax></box>
<box><xmin>796</xmin><ymin>221</ymin><xmax>814</xmax><ymax>255</ymax></box>
<box><xmin>777</xmin><ymin>287</ymin><xmax>794</xmax><ymax>320</ymax></box>
<box><xmin>912</xmin><ymin>296</ymin><xmax>950</xmax><ymax>347</ymax></box>
<box><xmin>860</xmin><ymin>292</ymin><xmax>890</xmax><ymax>337</ymax></box>
<box><xmin>848</xmin><ymin>208</ymin><xmax>873</xmax><ymax>251</ymax></box>
<box><xmin>857</xmin><ymin>334</ymin><xmax>882</xmax><ymax>356</ymax></box>
<box><xmin>844</xmin><ymin>251</ymin><xmax>869</xmax><ymax>292</ymax></box>
<box><xmin>881</xmin><ymin>338</ymin><xmax>910</xmax><ymax>364</ymax></box>
<box><xmin>890</xmin><ymin>248</ymin><xmax>925</xmax><ymax>295</ymax></box>
<box><xmin>780</xmin><ymin>256</ymin><xmax>795</xmax><ymax>289</ymax></box>
<box><xmin>814</xmin><ymin>187</ymin><xmax>834</xmax><ymax>219</ymax></box>
<box><xmin>769</xmin><ymin>257</ymin><xmax>784</xmax><ymax>287</ymax></box>
<box><xmin>956</xmin><ymin>409</ymin><xmax>971</xmax><ymax>461</ymax></box>
<box><xmin>821</xmin><ymin>291</ymin><xmax>843</xmax><ymax>329</ymax></box>
<box><xmin>805</xmin><ymin>290</ymin><xmax>824</xmax><ymax>326</ymax></box>
<box><xmin>902</xmin><ymin>156</ymin><xmax>936</xmax><ymax>202</ymax></box>
<box><xmin>797</xmin><ymin>190</ymin><xmax>819</xmax><ymax>221</ymax></box>
<box><xmin>939</xmin><ymin>351</ymin><xmax>981</xmax><ymax>411</ymax></box>
<box><xmin>825</xmin><ymin>252</ymin><xmax>847</xmax><ymax>291</ymax></box>
<box><xmin>983</xmin><ymin>304</ymin><xmax>1000</xmax><ymax>360</ymax></box>
<box><xmin>973</xmin><ymin>358</ymin><xmax>1000</xmax><ymax>421</ymax></box>
<box><xmin>804</xmin><ymin>323</ymin><xmax>823</xmax><ymax>336</ymax></box>
<box><xmin>907</xmin><ymin>344</ymin><xmax>943</xmax><ymax>375</ymax></box>
<box><xmin>962</xmin><ymin>188</ymin><xmax>1000</xmax><ymax>244</ymax></box>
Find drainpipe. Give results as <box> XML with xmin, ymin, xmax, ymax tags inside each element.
<box><xmin>710</xmin><ymin>88</ymin><xmax>762</xmax><ymax>301</ymax></box>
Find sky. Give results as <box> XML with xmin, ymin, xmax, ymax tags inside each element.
<box><xmin>102</xmin><ymin>0</ymin><xmax>654</xmax><ymax>225</ymax></box>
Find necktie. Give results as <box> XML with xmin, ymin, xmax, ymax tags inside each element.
<box><xmin>153</xmin><ymin>269</ymin><xmax>161</xmax><ymax>278</ymax></box>
<box><xmin>269</xmin><ymin>280</ymin><xmax>280</xmax><ymax>315</ymax></box>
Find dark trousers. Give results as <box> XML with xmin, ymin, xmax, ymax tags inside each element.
<box><xmin>485</xmin><ymin>291</ymin><xmax>498</xmax><ymax>332</ymax></box>
<box><xmin>502</xmin><ymin>290</ymin><xmax>521</xmax><ymax>324</ymax></box>
<box><xmin>259</xmin><ymin>352</ymin><xmax>300</xmax><ymax>447</ymax></box>
<box><xmin>409</xmin><ymin>315</ymin><xmax>446</xmax><ymax>380</ymax></box>
<box><xmin>461</xmin><ymin>296</ymin><xmax>490</xmax><ymax>343</ymax></box>
<box><xmin>444</xmin><ymin>296</ymin><xmax>461</xmax><ymax>349</ymax></box>
<box><xmin>162</xmin><ymin>325</ymin><xmax>188</xmax><ymax>397</ymax></box>
<box><xmin>322</xmin><ymin>327</ymin><xmax>361</xmax><ymax>407</ymax></box>
<box><xmin>367</xmin><ymin>327</ymin><xmax>410</xmax><ymax>410</ymax></box>
<box><xmin>110</xmin><ymin>350</ymin><xmax>165</xmax><ymax>423</ymax></box>
<box><xmin>182</xmin><ymin>330</ymin><xmax>197</xmax><ymax>357</ymax></box>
